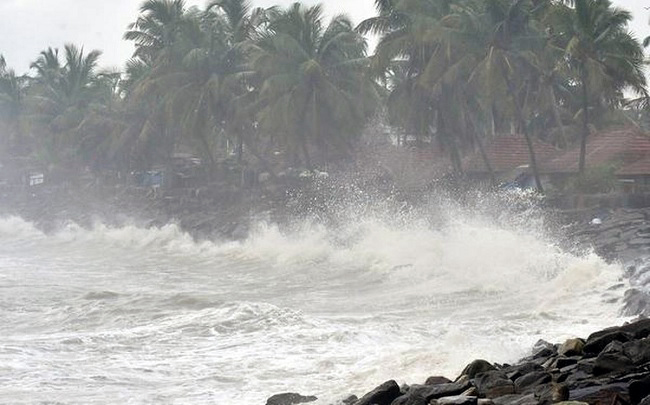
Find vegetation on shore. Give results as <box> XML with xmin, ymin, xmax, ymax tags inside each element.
<box><xmin>0</xmin><ymin>0</ymin><xmax>648</xmax><ymax>190</ymax></box>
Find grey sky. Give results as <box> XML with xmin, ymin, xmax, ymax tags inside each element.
<box><xmin>0</xmin><ymin>0</ymin><xmax>647</xmax><ymax>74</ymax></box>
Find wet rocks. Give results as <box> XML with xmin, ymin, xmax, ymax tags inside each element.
<box><xmin>338</xmin><ymin>319</ymin><xmax>650</xmax><ymax>405</ymax></box>
<box><xmin>266</xmin><ymin>392</ymin><xmax>317</xmax><ymax>405</ymax></box>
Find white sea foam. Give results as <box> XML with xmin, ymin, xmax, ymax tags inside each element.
<box><xmin>0</xmin><ymin>191</ymin><xmax>630</xmax><ymax>404</ymax></box>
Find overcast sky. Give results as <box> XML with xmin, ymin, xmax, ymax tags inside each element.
<box><xmin>0</xmin><ymin>0</ymin><xmax>647</xmax><ymax>74</ymax></box>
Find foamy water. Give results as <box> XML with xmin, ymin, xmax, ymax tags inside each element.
<box><xmin>0</xmin><ymin>193</ymin><xmax>630</xmax><ymax>404</ymax></box>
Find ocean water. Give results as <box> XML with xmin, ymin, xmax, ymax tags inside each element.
<box><xmin>0</xmin><ymin>192</ymin><xmax>630</xmax><ymax>404</ymax></box>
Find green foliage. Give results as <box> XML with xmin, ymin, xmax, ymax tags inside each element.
<box><xmin>0</xmin><ymin>0</ymin><xmax>648</xmax><ymax>188</ymax></box>
<box><xmin>568</xmin><ymin>164</ymin><xmax>619</xmax><ymax>193</ymax></box>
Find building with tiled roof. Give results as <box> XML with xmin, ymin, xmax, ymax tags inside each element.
<box><xmin>542</xmin><ymin>129</ymin><xmax>650</xmax><ymax>174</ymax></box>
<box><xmin>464</xmin><ymin>135</ymin><xmax>560</xmax><ymax>175</ymax></box>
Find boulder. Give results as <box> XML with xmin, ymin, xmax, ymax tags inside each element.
<box><xmin>514</xmin><ymin>371</ymin><xmax>552</xmax><ymax>393</ymax></box>
<box><xmin>433</xmin><ymin>396</ymin><xmax>478</xmax><ymax>405</ymax></box>
<box><xmin>460</xmin><ymin>360</ymin><xmax>496</xmax><ymax>379</ymax></box>
<box><xmin>266</xmin><ymin>393</ymin><xmax>317</xmax><ymax>405</ymax></box>
<box><xmin>534</xmin><ymin>383</ymin><xmax>569</xmax><ymax>403</ymax></box>
<box><xmin>593</xmin><ymin>341</ymin><xmax>633</xmax><ymax>375</ymax></box>
<box><xmin>405</xmin><ymin>381</ymin><xmax>472</xmax><ymax>402</ymax></box>
<box><xmin>620</xmin><ymin>318</ymin><xmax>650</xmax><ymax>339</ymax></box>
<box><xmin>425</xmin><ymin>376</ymin><xmax>453</xmax><ymax>386</ymax></box>
<box><xmin>354</xmin><ymin>380</ymin><xmax>401</xmax><ymax>405</ymax></box>
<box><xmin>558</xmin><ymin>338</ymin><xmax>585</xmax><ymax>356</ymax></box>
<box><xmin>529</xmin><ymin>340</ymin><xmax>556</xmax><ymax>360</ymax></box>
<box><xmin>629</xmin><ymin>376</ymin><xmax>650</xmax><ymax>404</ymax></box>
<box><xmin>553</xmin><ymin>356</ymin><xmax>580</xmax><ymax>369</ymax></box>
<box><xmin>623</xmin><ymin>337</ymin><xmax>650</xmax><ymax>364</ymax></box>
<box><xmin>583</xmin><ymin>330</ymin><xmax>633</xmax><ymax>355</ymax></box>
<box><xmin>390</xmin><ymin>394</ymin><xmax>426</xmax><ymax>405</ymax></box>
<box><xmin>474</xmin><ymin>371</ymin><xmax>515</xmax><ymax>398</ymax></box>
<box><xmin>491</xmin><ymin>394</ymin><xmax>536</xmax><ymax>405</ymax></box>
<box><xmin>568</xmin><ymin>383</ymin><xmax>629</xmax><ymax>404</ymax></box>
<box><xmin>504</xmin><ymin>363</ymin><xmax>543</xmax><ymax>381</ymax></box>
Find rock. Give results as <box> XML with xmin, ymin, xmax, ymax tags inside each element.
<box><xmin>266</xmin><ymin>393</ymin><xmax>317</xmax><ymax>405</ymax></box>
<box><xmin>593</xmin><ymin>341</ymin><xmax>633</xmax><ymax>375</ymax></box>
<box><xmin>405</xmin><ymin>381</ymin><xmax>472</xmax><ymax>402</ymax></box>
<box><xmin>390</xmin><ymin>394</ymin><xmax>426</xmax><ymax>405</ymax></box>
<box><xmin>534</xmin><ymin>383</ymin><xmax>569</xmax><ymax>403</ymax></box>
<box><xmin>620</xmin><ymin>318</ymin><xmax>650</xmax><ymax>339</ymax></box>
<box><xmin>558</xmin><ymin>338</ymin><xmax>585</xmax><ymax>356</ymax></box>
<box><xmin>477</xmin><ymin>400</ymin><xmax>495</xmax><ymax>405</ymax></box>
<box><xmin>553</xmin><ymin>356</ymin><xmax>580</xmax><ymax>369</ymax></box>
<box><xmin>623</xmin><ymin>337</ymin><xmax>650</xmax><ymax>364</ymax></box>
<box><xmin>504</xmin><ymin>363</ymin><xmax>543</xmax><ymax>381</ymax></box>
<box><xmin>354</xmin><ymin>380</ymin><xmax>401</xmax><ymax>405</ymax></box>
<box><xmin>514</xmin><ymin>371</ymin><xmax>552</xmax><ymax>393</ymax></box>
<box><xmin>554</xmin><ymin>402</ymin><xmax>589</xmax><ymax>405</ymax></box>
<box><xmin>474</xmin><ymin>371</ymin><xmax>515</xmax><ymax>398</ymax></box>
<box><xmin>529</xmin><ymin>340</ymin><xmax>556</xmax><ymax>360</ymax></box>
<box><xmin>629</xmin><ymin>376</ymin><xmax>650</xmax><ymax>404</ymax></box>
<box><xmin>641</xmin><ymin>396</ymin><xmax>650</xmax><ymax>405</ymax></box>
<box><xmin>460</xmin><ymin>360</ymin><xmax>496</xmax><ymax>379</ymax></box>
<box><xmin>583</xmin><ymin>330</ymin><xmax>633</xmax><ymax>355</ymax></box>
<box><xmin>433</xmin><ymin>396</ymin><xmax>478</xmax><ymax>405</ymax></box>
<box><xmin>491</xmin><ymin>394</ymin><xmax>536</xmax><ymax>405</ymax></box>
<box><xmin>425</xmin><ymin>376</ymin><xmax>453</xmax><ymax>386</ymax></box>
<box><xmin>341</xmin><ymin>395</ymin><xmax>358</xmax><ymax>404</ymax></box>
<box><xmin>568</xmin><ymin>383</ymin><xmax>629</xmax><ymax>404</ymax></box>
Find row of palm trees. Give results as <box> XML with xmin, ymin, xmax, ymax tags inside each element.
<box><xmin>0</xmin><ymin>0</ymin><xmax>647</xmax><ymax>190</ymax></box>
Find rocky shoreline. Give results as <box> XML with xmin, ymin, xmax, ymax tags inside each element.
<box><xmin>267</xmin><ymin>318</ymin><xmax>650</xmax><ymax>405</ymax></box>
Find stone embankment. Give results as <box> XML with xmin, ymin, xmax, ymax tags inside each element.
<box><xmin>268</xmin><ymin>318</ymin><xmax>650</xmax><ymax>405</ymax></box>
<box><xmin>564</xmin><ymin>207</ymin><xmax>650</xmax><ymax>318</ymax></box>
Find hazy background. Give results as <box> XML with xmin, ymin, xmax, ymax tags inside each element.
<box><xmin>0</xmin><ymin>0</ymin><xmax>647</xmax><ymax>74</ymax></box>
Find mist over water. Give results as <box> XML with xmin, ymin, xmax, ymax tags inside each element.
<box><xmin>0</xmin><ymin>188</ymin><xmax>630</xmax><ymax>404</ymax></box>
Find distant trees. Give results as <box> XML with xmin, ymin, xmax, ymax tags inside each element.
<box><xmin>0</xmin><ymin>0</ymin><xmax>647</xmax><ymax>190</ymax></box>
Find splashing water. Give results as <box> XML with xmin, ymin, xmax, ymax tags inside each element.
<box><xmin>0</xmin><ymin>189</ymin><xmax>629</xmax><ymax>404</ymax></box>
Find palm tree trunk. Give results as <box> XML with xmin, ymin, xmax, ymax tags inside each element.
<box><xmin>549</xmin><ymin>87</ymin><xmax>567</xmax><ymax>148</ymax></box>
<box><xmin>438</xmin><ymin>109</ymin><xmax>463</xmax><ymax>175</ymax></box>
<box><xmin>579</xmin><ymin>66</ymin><xmax>589</xmax><ymax>174</ymax></box>
<box><xmin>504</xmin><ymin>75</ymin><xmax>544</xmax><ymax>193</ymax></box>
<box><xmin>466</xmin><ymin>110</ymin><xmax>496</xmax><ymax>185</ymax></box>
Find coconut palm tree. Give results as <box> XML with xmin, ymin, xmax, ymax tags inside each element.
<box><xmin>552</xmin><ymin>0</ymin><xmax>646</xmax><ymax>173</ymax></box>
<box><xmin>251</xmin><ymin>3</ymin><xmax>378</xmax><ymax>168</ymax></box>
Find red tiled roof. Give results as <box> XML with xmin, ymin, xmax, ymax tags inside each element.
<box><xmin>543</xmin><ymin>129</ymin><xmax>650</xmax><ymax>174</ymax></box>
<box><xmin>464</xmin><ymin>135</ymin><xmax>560</xmax><ymax>173</ymax></box>
<box><xmin>617</xmin><ymin>156</ymin><xmax>650</xmax><ymax>176</ymax></box>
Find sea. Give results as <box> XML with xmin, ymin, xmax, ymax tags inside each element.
<box><xmin>0</xmin><ymin>189</ymin><xmax>631</xmax><ymax>404</ymax></box>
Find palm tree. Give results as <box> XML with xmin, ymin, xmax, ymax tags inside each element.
<box><xmin>0</xmin><ymin>56</ymin><xmax>30</xmax><ymax>156</ymax></box>
<box><xmin>251</xmin><ymin>3</ymin><xmax>378</xmax><ymax>169</ymax></box>
<box><xmin>553</xmin><ymin>0</ymin><xmax>646</xmax><ymax>173</ymax></box>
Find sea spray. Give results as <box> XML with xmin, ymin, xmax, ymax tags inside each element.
<box><xmin>0</xmin><ymin>187</ymin><xmax>629</xmax><ymax>404</ymax></box>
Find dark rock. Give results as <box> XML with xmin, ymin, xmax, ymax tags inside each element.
<box><xmin>474</xmin><ymin>371</ymin><xmax>515</xmax><ymax>398</ymax></box>
<box><xmin>354</xmin><ymin>380</ymin><xmax>401</xmax><ymax>405</ymax></box>
<box><xmin>593</xmin><ymin>341</ymin><xmax>633</xmax><ymax>375</ymax></box>
<box><xmin>534</xmin><ymin>383</ymin><xmax>569</xmax><ymax>403</ymax></box>
<box><xmin>514</xmin><ymin>372</ymin><xmax>552</xmax><ymax>393</ymax></box>
<box><xmin>553</xmin><ymin>356</ymin><xmax>580</xmax><ymax>369</ymax></box>
<box><xmin>405</xmin><ymin>381</ymin><xmax>472</xmax><ymax>402</ymax></box>
<box><xmin>641</xmin><ymin>396</ymin><xmax>650</xmax><ymax>405</ymax></box>
<box><xmin>504</xmin><ymin>363</ymin><xmax>543</xmax><ymax>381</ymax></box>
<box><xmin>460</xmin><ymin>360</ymin><xmax>496</xmax><ymax>379</ymax></box>
<box><xmin>529</xmin><ymin>340</ymin><xmax>556</xmax><ymax>360</ymax></box>
<box><xmin>341</xmin><ymin>395</ymin><xmax>358</xmax><ymax>405</ymax></box>
<box><xmin>620</xmin><ymin>319</ymin><xmax>650</xmax><ymax>339</ymax></box>
<box><xmin>491</xmin><ymin>394</ymin><xmax>536</xmax><ymax>405</ymax></box>
<box><xmin>583</xmin><ymin>330</ymin><xmax>633</xmax><ymax>355</ymax></box>
<box><xmin>569</xmin><ymin>383</ymin><xmax>629</xmax><ymax>404</ymax></box>
<box><xmin>629</xmin><ymin>376</ymin><xmax>650</xmax><ymax>404</ymax></box>
<box><xmin>623</xmin><ymin>337</ymin><xmax>650</xmax><ymax>365</ymax></box>
<box><xmin>425</xmin><ymin>376</ymin><xmax>453</xmax><ymax>386</ymax></box>
<box><xmin>266</xmin><ymin>393</ymin><xmax>317</xmax><ymax>405</ymax></box>
<box><xmin>390</xmin><ymin>394</ymin><xmax>426</xmax><ymax>405</ymax></box>
<box><xmin>433</xmin><ymin>396</ymin><xmax>478</xmax><ymax>405</ymax></box>
<box><xmin>558</xmin><ymin>338</ymin><xmax>585</xmax><ymax>356</ymax></box>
